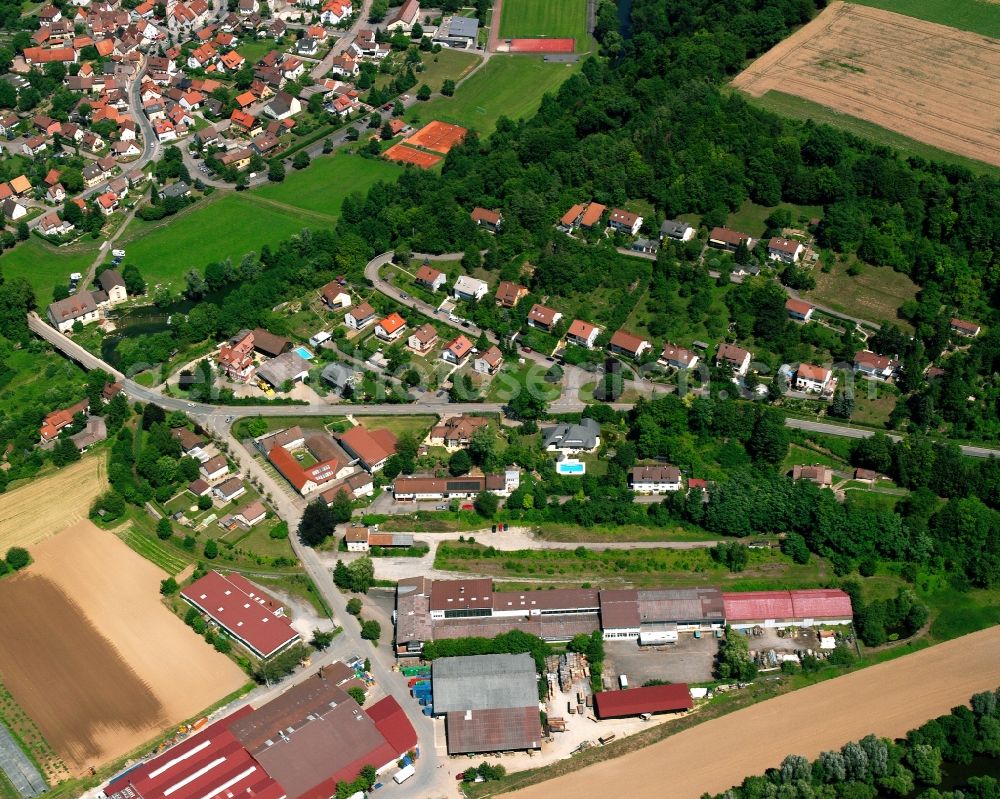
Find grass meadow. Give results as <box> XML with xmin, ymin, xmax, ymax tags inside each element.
<box><xmin>498</xmin><ymin>0</ymin><xmax>590</xmax><ymax>49</ymax></box>
<box><xmin>850</xmin><ymin>0</ymin><xmax>1000</xmax><ymax>37</ymax></box>
<box><xmin>1</xmin><ymin>238</ymin><xmax>100</xmax><ymax>306</ymax></box>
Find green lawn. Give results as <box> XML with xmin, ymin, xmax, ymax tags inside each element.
<box><xmin>744</xmin><ymin>91</ymin><xmax>1000</xmax><ymax>178</ymax></box>
<box><xmin>804</xmin><ymin>259</ymin><xmax>919</xmax><ymax>328</ymax></box>
<box><xmin>498</xmin><ymin>0</ymin><xmax>590</xmax><ymax>51</ymax></box>
<box><xmin>406</xmin><ymin>55</ymin><xmax>581</xmax><ymax>136</ymax></box>
<box><xmin>851</xmin><ymin>0</ymin><xmax>1000</xmax><ymax>37</ymax></box>
<box><xmin>725</xmin><ymin>199</ymin><xmax>823</xmax><ymax>238</ymax></box>
<box><xmin>416</xmin><ymin>48</ymin><xmax>481</xmax><ymax>92</ymax></box>
<box><xmin>253</xmin><ymin>152</ymin><xmax>403</xmax><ymax>218</ymax></box>
<box><xmin>0</xmin><ymin>237</ymin><xmax>100</xmax><ymax>305</ymax></box>
<box><xmin>118</xmin><ymin>193</ymin><xmax>309</xmax><ymax>290</ymax></box>
<box><xmin>485</xmin><ymin>362</ymin><xmax>561</xmax><ymax>403</ymax></box>
<box><xmin>356</xmin><ymin>414</ymin><xmax>438</xmax><ymax>440</ymax></box>
<box><xmin>238</xmin><ymin>38</ymin><xmax>281</xmax><ymax>65</ymax></box>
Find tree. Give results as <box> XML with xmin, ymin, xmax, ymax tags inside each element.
<box><xmin>441</xmin><ymin>78</ymin><xmax>455</xmax><ymax>96</ymax></box>
<box><xmin>160</xmin><ymin>577</ymin><xmax>179</xmax><ymax>595</ymax></box>
<box><xmin>16</xmin><ymin>221</ymin><xmax>28</xmax><ymax>241</ymax></box>
<box><xmin>198</xmin><ymin>494</ymin><xmax>213</xmax><ymax>510</ymax></box>
<box><xmin>448</xmin><ymin>448</ymin><xmax>472</xmax><ymax>476</ymax></box>
<box><xmin>346</xmin><ymin>597</ymin><xmax>362</xmax><ymax>615</ymax></box>
<box><xmin>5</xmin><ymin>547</ymin><xmax>30</xmax><ymax>570</ymax></box>
<box><xmin>299</xmin><ymin>499</ymin><xmax>335</xmax><ymax>546</ymax></box>
<box><xmin>329</xmin><ymin>489</ymin><xmax>354</xmax><ymax>525</ymax></box>
<box><xmin>380</xmin><ymin>120</ymin><xmax>394</xmax><ymax>140</ymax></box>
<box><xmin>474</xmin><ymin>490</ymin><xmax>498</xmax><ymax>518</ymax></box>
<box><xmin>123</xmin><ymin>264</ymin><xmax>146</xmax><ymax>295</ymax></box>
<box><xmin>156</xmin><ymin>517</ymin><xmax>173</xmax><ymax>540</ymax></box>
<box><xmin>346</xmin><ymin>686</ymin><xmax>367</xmax><ymax>705</ymax></box>
<box><xmin>51</xmin><ymin>437</ymin><xmax>81</xmax><ymax>466</ymax></box>
<box><xmin>268</xmin><ymin>160</ymin><xmax>285</xmax><ymax>182</ymax></box>
<box><xmin>292</xmin><ymin>151</ymin><xmax>310</xmax><ymax>170</ymax></box>
<box><xmin>204</xmin><ymin>538</ymin><xmax>218</xmax><ymax>559</ymax></box>
<box><xmin>348</xmin><ymin>556</ymin><xmax>374</xmax><ymax>593</ymax></box>
<box><xmin>247</xmin><ymin>416</ymin><xmax>268</xmax><ymax>437</ymax></box>
<box><xmin>360</xmin><ymin>619</ymin><xmax>381</xmax><ymax>642</ymax></box>
<box><xmin>311</xmin><ymin>629</ymin><xmax>335</xmax><ymax>649</ymax></box>
<box><xmin>416</xmin><ymin>83</ymin><xmax>431</xmax><ymax>101</ymax></box>
<box><xmin>333</xmin><ymin>559</ymin><xmax>351</xmax><ymax>589</ymax></box>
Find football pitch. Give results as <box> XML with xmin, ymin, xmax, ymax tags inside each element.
<box><xmin>498</xmin><ymin>0</ymin><xmax>590</xmax><ymax>50</ymax></box>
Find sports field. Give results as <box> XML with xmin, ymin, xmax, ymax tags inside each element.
<box><xmin>732</xmin><ymin>2</ymin><xmax>1000</xmax><ymax>168</ymax></box>
<box><xmin>498</xmin><ymin>0</ymin><xmax>589</xmax><ymax>51</ymax></box>
<box><xmin>0</xmin><ymin>455</ymin><xmax>107</xmax><ymax>552</ymax></box>
<box><xmin>851</xmin><ymin>0</ymin><xmax>1000</xmax><ymax>37</ymax></box>
<box><xmin>384</xmin><ymin>144</ymin><xmax>443</xmax><ymax>169</ymax></box>
<box><xmin>0</xmin><ymin>522</ymin><xmax>246</xmax><ymax>774</ymax></box>
<box><xmin>404</xmin><ymin>120</ymin><xmax>469</xmax><ymax>153</ymax></box>
<box><xmin>0</xmin><ymin>238</ymin><xmax>99</xmax><ymax>306</ymax></box>
<box><xmin>407</xmin><ymin>55</ymin><xmax>582</xmax><ymax>135</ymax></box>
<box><xmin>505</xmin><ymin>625</ymin><xmax>1000</xmax><ymax>799</ymax></box>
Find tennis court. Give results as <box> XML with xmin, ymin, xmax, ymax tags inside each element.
<box><xmin>383</xmin><ymin>144</ymin><xmax>444</xmax><ymax>169</ymax></box>
<box><xmin>509</xmin><ymin>37</ymin><xmax>575</xmax><ymax>53</ymax></box>
<box><xmin>403</xmin><ymin>120</ymin><xmax>470</xmax><ymax>154</ymax></box>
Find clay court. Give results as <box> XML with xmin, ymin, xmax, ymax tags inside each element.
<box><xmin>384</xmin><ymin>144</ymin><xmax>444</xmax><ymax>169</ymax></box>
<box><xmin>506</xmin><ymin>625</ymin><xmax>1000</xmax><ymax>799</ymax></box>
<box><xmin>0</xmin><ymin>522</ymin><xmax>246</xmax><ymax>775</ymax></box>
<box><xmin>508</xmin><ymin>38</ymin><xmax>575</xmax><ymax>53</ymax></box>
<box><xmin>0</xmin><ymin>455</ymin><xmax>107</xmax><ymax>551</ymax></box>
<box><xmin>732</xmin><ymin>2</ymin><xmax>1000</xmax><ymax>167</ymax></box>
<box><xmin>403</xmin><ymin>120</ymin><xmax>470</xmax><ymax>154</ymax></box>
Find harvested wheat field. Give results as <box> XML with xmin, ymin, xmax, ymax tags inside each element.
<box><xmin>732</xmin><ymin>2</ymin><xmax>1000</xmax><ymax>167</ymax></box>
<box><xmin>0</xmin><ymin>522</ymin><xmax>246</xmax><ymax>775</ymax></box>
<box><xmin>506</xmin><ymin>626</ymin><xmax>1000</xmax><ymax>799</ymax></box>
<box><xmin>0</xmin><ymin>455</ymin><xmax>107</xmax><ymax>551</ymax></box>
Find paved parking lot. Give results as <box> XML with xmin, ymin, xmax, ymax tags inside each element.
<box><xmin>604</xmin><ymin>634</ymin><xmax>719</xmax><ymax>688</ymax></box>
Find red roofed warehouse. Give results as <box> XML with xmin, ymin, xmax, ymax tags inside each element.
<box><xmin>181</xmin><ymin>571</ymin><xmax>301</xmax><ymax>658</ymax></box>
<box><xmin>594</xmin><ymin>684</ymin><xmax>692</xmax><ymax>719</ymax></box>
<box><xmin>723</xmin><ymin>589</ymin><xmax>853</xmax><ymax>629</ymax></box>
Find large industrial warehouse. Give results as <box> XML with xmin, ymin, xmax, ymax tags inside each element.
<box><xmin>395</xmin><ymin>578</ymin><xmax>852</xmax><ymax>654</ymax></box>
<box><xmin>431</xmin><ymin>653</ymin><xmax>543</xmax><ymax>755</ymax></box>
<box><xmin>103</xmin><ymin>664</ymin><xmax>416</xmax><ymax>799</ymax></box>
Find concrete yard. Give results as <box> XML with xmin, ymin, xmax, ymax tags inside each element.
<box><xmin>603</xmin><ymin>635</ymin><xmax>719</xmax><ymax>688</ymax></box>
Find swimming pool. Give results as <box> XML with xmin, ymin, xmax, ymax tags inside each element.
<box><xmin>557</xmin><ymin>459</ymin><xmax>586</xmax><ymax>475</ymax></box>
<box><xmin>294</xmin><ymin>346</ymin><xmax>314</xmax><ymax>360</ymax></box>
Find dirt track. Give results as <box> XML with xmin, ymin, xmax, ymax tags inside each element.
<box><xmin>0</xmin><ymin>456</ymin><xmax>107</xmax><ymax>551</ymax></box>
<box><xmin>732</xmin><ymin>2</ymin><xmax>1000</xmax><ymax>167</ymax></box>
<box><xmin>505</xmin><ymin>626</ymin><xmax>1000</xmax><ymax>799</ymax></box>
<box><xmin>0</xmin><ymin>522</ymin><xmax>246</xmax><ymax>774</ymax></box>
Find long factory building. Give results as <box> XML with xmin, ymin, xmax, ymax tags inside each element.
<box><xmin>394</xmin><ymin>577</ymin><xmax>853</xmax><ymax>656</ymax></box>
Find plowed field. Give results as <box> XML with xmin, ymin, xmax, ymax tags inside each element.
<box><xmin>732</xmin><ymin>2</ymin><xmax>1000</xmax><ymax>167</ymax></box>
<box><xmin>0</xmin><ymin>522</ymin><xmax>246</xmax><ymax>774</ymax></box>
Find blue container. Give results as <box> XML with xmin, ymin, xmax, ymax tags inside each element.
<box><xmin>422</xmin><ymin>707</ymin><xmax>433</xmax><ymax>716</ymax></box>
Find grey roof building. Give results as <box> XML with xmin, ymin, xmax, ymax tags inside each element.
<box><xmin>321</xmin><ymin>362</ymin><xmax>356</xmax><ymax>393</ymax></box>
<box><xmin>256</xmin><ymin>351</ymin><xmax>310</xmax><ymax>387</ymax></box>
<box><xmin>161</xmin><ymin>181</ymin><xmax>190</xmax><ymax>199</ymax></box>
<box><xmin>433</xmin><ymin>15</ymin><xmax>479</xmax><ymax>47</ymax></box>
<box><xmin>660</xmin><ymin>219</ymin><xmax>694</xmax><ymax>240</ymax></box>
<box><xmin>541</xmin><ymin>417</ymin><xmax>600</xmax><ymax>452</ymax></box>
<box><xmin>432</xmin><ymin>653</ymin><xmax>538</xmax><ymax>713</ymax></box>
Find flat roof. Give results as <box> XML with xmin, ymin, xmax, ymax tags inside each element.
<box><xmin>445</xmin><ymin>707</ymin><xmax>542</xmax><ymax>754</ymax></box>
<box><xmin>432</xmin><ymin>653</ymin><xmax>538</xmax><ymax>712</ymax></box>
<box><xmin>594</xmin><ymin>684</ymin><xmax>692</xmax><ymax>719</ymax></box>
<box><xmin>429</xmin><ymin>577</ymin><xmax>493</xmax><ymax>612</ymax></box>
<box><xmin>180</xmin><ymin>571</ymin><xmax>300</xmax><ymax>658</ymax></box>
<box><xmin>637</xmin><ymin>588</ymin><xmax>724</xmax><ymax>623</ymax></box>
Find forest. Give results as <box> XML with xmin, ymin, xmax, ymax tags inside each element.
<box><xmin>709</xmin><ymin>690</ymin><xmax>1000</xmax><ymax>799</ymax></box>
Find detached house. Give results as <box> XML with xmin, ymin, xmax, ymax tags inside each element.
<box><xmin>558</xmin><ymin>201</ymin><xmax>605</xmax><ymax>232</ymax></box>
<box><xmin>414</xmin><ymin>263</ymin><xmax>446</xmax><ymax>292</ymax></box>
<box><xmin>608</xmin><ymin>329</ymin><xmax>651</xmax><ymax>360</ymax></box>
<box><xmin>708</xmin><ymin>227</ymin><xmax>755</xmax><ymax>252</ymax></box>
<box><xmin>494</xmin><ymin>281</ymin><xmax>527</xmax><ymax>309</ymax></box>
<box><xmin>408</xmin><ymin>323</ymin><xmax>438</xmax><ymax>354</ymax></box>
<box><xmin>566</xmin><ymin>319</ymin><xmax>600</xmax><ymax>349</ymax></box>
<box><xmin>98</xmin><ymin>269</ymin><xmax>128</xmax><ymax>305</ymax></box>
<box><xmin>474</xmin><ymin>345</ymin><xmax>503</xmax><ymax>376</ymax></box>
<box><xmin>785</xmin><ymin>298</ymin><xmax>814</xmax><ymax>321</ymax></box>
<box><xmin>470</xmin><ymin>206</ymin><xmax>502</xmax><ymax>232</ymax></box>
<box><xmin>527</xmin><ymin>304</ymin><xmax>562</xmax><ymax>333</ymax></box>
<box><xmin>715</xmin><ymin>343</ymin><xmax>751</xmax><ymax>376</ymax></box>
<box><xmin>793</xmin><ymin>464</ymin><xmax>832</xmax><ymax>488</ymax></box>
<box><xmin>768</xmin><ymin>237</ymin><xmax>804</xmax><ymax>264</ymax></box>
<box><xmin>385</xmin><ymin>0</ymin><xmax>419</xmax><ymax>31</ymax></box>
<box><xmin>660</xmin><ymin>219</ymin><xmax>695</xmax><ymax>242</ymax></box>
<box><xmin>658</xmin><ymin>343</ymin><xmax>698</xmax><ymax>370</ymax></box>
<box><xmin>950</xmin><ymin>318</ymin><xmax>981</xmax><ymax>338</ymax></box>
<box><xmin>321</xmin><ymin>281</ymin><xmax>351</xmax><ymax>309</ymax></box>
<box><xmin>854</xmin><ymin>351</ymin><xmax>897</xmax><ymax>381</ymax></box>
<box><xmin>453</xmin><ymin>275</ymin><xmax>488</xmax><ymax>302</ymax></box>
<box><xmin>374</xmin><ymin>312</ymin><xmax>407</xmax><ymax>341</ymax></box>
<box><xmin>441</xmin><ymin>334</ymin><xmax>473</xmax><ymax>365</ymax></box>
<box><xmin>630</xmin><ymin>465</ymin><xmax>682</xmax><ymax>494</ymax></box>
<box><xmin>795</xmin><ymin>363</ymin><xmax>832</xmax><ymax>393</ymax></box>
<box><xmin>47</xmin><ymin>293</ymin><xmax>101</xmax><ymax>332</ymax></box>
<box><xmin>345</xmin><ymin>301</ymin><xmax>377</xmax><ymax>330</ymax></box>
<box><xmin>608</xmin><ymin>208</ymin><xmax>643</xmax><ymax>236</ymax></box>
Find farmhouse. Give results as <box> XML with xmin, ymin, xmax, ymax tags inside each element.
<box><xmin>385</xmin><ymin>0</ymin><xmax>418</xmax><ymax>31</ymax></box>
<box><xmin>767</xmin><ymin>237</ymin><xmax>804</xmax><ymax>263</ymax></box>
<box><xmin>608</xmin><ymin>329</ymin><xmax>651</xmax><ymax>360</ymax></box>
<box><xmin>320</xmin><ymin>470</ymin><xmax>375</xmax><ymax>503</ymax></box>
<box><xmin>415</xmin><ymin>263</ymin><xmax>446</xmax><ymax>292</ymax></box>
<box><xmin>792</xmin><ymin>464</ymin><xmax>833</xmax><ymax>487</ymax></box>
<box><xmin>795</xmin><ymin>363</ymin><xmax>832</xmax><ymax>393</ymax></box>
<box><xmin>494</xmin><ymin>281</ymin><xmax>528</xmax><ymax>308</ymax></box>
<box><xmin>335</xmin><ymin>426</ymin><xmax>397</xmax><ymax>472</ymax></box>
<box><xmin>265</xmin><ymin>432</ymin><xmax>354</xmax><ymax>495</ymax></box>
<box><xmin>715</xmin><ymin>343</ymin><xmax>751</xmax><ymax>376</ymax></box>
<box><xmin>785</xmin><ymin>298</ymin><xmax>814</xmax><ymax>321</ymax></box>
<box><xmin>708</xmin><ymin>227</ymin><xmax>754</xmax><ymax>252</ymax></box>
<box><xmin>630</xmin><ymin>465</ymin><xmax>682</xmax><ymax>494</ymax></box>
<box><xmin>658</xmin><ymin>343</ymin><xmax>698</xmax><ymax>370</ymax></box>
<box><xmin>181</xmin><ymin>571</ymin><xmax>300</xmax><ymax>658</ymax></box>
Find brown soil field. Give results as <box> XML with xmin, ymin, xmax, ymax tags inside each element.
<box><xmin>0</xmin><ymin>455</ymin><xmax>107</xmax><ymax>551</ymax></box>
<box><xmin>732</xmin><ymin>2</ymin><xmax>1000</xmax><ymax>167</ymax></box>
<box><xmin>0</xmin><ymin>522</ymin><xmax>246</xmax><ymax>775</ymax></box>
<box><xmin>505</xmin><ymin>626</ymin><xmax>1000</xmax><ymax>799</ymax></box>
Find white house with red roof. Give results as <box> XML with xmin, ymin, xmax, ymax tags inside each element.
<box><xmin>566</xmin><ymin>319</ymin><xmax>600</xmax><ymax>349</ymax></box>
<box><xmin>795</xmin><ymin>362</ymin><xmax>832</xmax><ymax>393</ymax></box>
<box><xmin>784</xmin><ymin>298</ymin><xmax>814</xmax><ymax>321</ymax></box>
<box><xmin>374</xmin><ymin>311</ymin><xmax>407</xmax><ymax>341</ymax></box>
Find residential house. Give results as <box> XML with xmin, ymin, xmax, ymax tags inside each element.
<box><xmin>630</xmin><ymin>465</ymin><xmax>682</xmax><ymax>494</ymax></box>
<box><xmin>428</xmin><ymin>415</ymin><xmax>489</xmax><ymax>447</ymax></box>
<box><xmin>542</xmin><ymin>418</ymin><xmax>601</xmax><ymax>454</ymax></box>
<box><xmin>329</xmin><ymin>52</ymin><xmax>358</xmax><ymax>77</ymax></box>
<box><xmin>335</xmin><ymin>426</ymin><xmax>398</xmax><ymax>472</ymax></box>
<box><xmin>2</xmin><ymin>199</ymin><xmax>28</xmax><ymax>220</ymax></box>
<box><xmin>408</xmin><ymin>323</ymin><xmax>438</xmax><ymax>354</ymax></box>
<box><xmin>296</xmin><ymin>36</ymin><xmax>318</xmax><ymax>55</ymax></box>
<box><xmin>0</xmin><ymin>113</ymin><xmax>20</xmax><ymax>136</ymax></box>
<box><xmin>8</xmin><ymin>175</ymin><xmax>31</xmax><ymax>196</ymax></box>
<box><xmin>441</xmin><ymin>334</ymin><xmax>473</xmax><ymax>365</ymax></box>
<box><xmin>218</xmin><ymin>329</ymin><xmax>256</xmax><ymax>382</ymax></box>
<box><xmin>374</xmin><ymin>312</ymin><xmax>407</xmax><ymax>341</ymax></box>
<box><xmin>795</xmin><ymin>363</ymin><xmax>832</xmax><ymax>393</ymax></box>
<box><xmin>785</xmin><ymin>298</ymin><xmax>814</xmax><ymax>321</ymax></box>
<box><xmin>470</xmin><ymin>206</ymin><xmax>502</xmax><ymax>232</ymax></box>
<box><xmin>96</xmin><ymin>191</ymin><xmax>119</xmax><ymax>215</ymax></box>
<box><xmin>527</xmin><ymin>304</ymin><xmax>562</xmax><ymax>333</ymax></box>
<box><xmin>558</xmin><ymin>201</ymin><xmax>605</xmax><ymax>232</ymax></box>
<box><xmin>414</xmin><ymin>263</ymin><xmax>446</xmax><ymax>292</ymax></box>
<box><xmin>201</xmin><ymin>454</ymin><xmax>230</xmax><ymax>481</ymax></box>
<box><xmin>474</xmin><ymin>345</ymin><xmax>503</xmax><ymax>375</ymax></box>
<box><xmin>608</xmin><ymin>208</ymin><xmax>643</xmax><ymax>236</ymax></box>
<box><xmin>453</xmin><ymin>275</ymin><xmax>488</xmax><ymax>302</ymax></box>
<box><xmin>320</xmin><ymin>362</ymin><xmax>356</xmax><ymax>396</ymax></box>
<box><xmin>715</xmin><ymin>343</ymin><xmax>751</xmax><ymax>376</ymax></box>
<box><xmin>219</xmin><ymin>50</ymin><xmax>245</xmax><ymax>72</ymax></box>
<box><xmin>39</xmin><ymin>398</ymin><xmax>88</xmax><ymax>442</ymax></box>
<box><xmin>321</xmin><ymin>281</ymin><xmax>351</xmax><ymax>309</ymax></box>
<box><xmin>213</xmin><ymin>477</ymin><xmax>247</xmax><ymax>503</ymax></box>
<box><xmin>265</xmin><ymin>90</ymin><xmax>300</xmax><ymax>120</ymax></box>
<box><xmin>658</xmin><ymin>343</ymin><xmax>698</xmax><ymax>370</ymax></box>
<box><xmin>281</xmin><ymin>56</ymin><xmax>304</xmax><ymax>81</ymax></box>
<box><xmin>792</xmin><ymin>464</ymin><xmax>832</xmax><ymax>488</ymax></box>
<box><xmin>345</xmin><ymin>301</ymin><xmax>376</xmax><ymax>330</ymax></box>
<box><xmin>566</xmin><ymin>319</ymin><xmax>600</xmax><ymax>349</ymax></box>
<box><xmin>608</xmin><ymin>329</ymin><xmax>651</xmax><ymax>360</ymax></box>
<box><xmin>854</xmin><ymin>351</ymin><xmax>897</xmax><ymax>381</ymax></box>
<box><xmin>660</xmin><ymin>219</ymin><xmax>695</xmax><ymax>242</ymax></box>
<box><xmin>47</xmin><ymin>292</ymin><xmax>102</xmax><ymax>332</ymax></box>
<box><xmin>39</xmin><ymin>211</ymin><xmax>72</xmax><ymax>235</ymax></box>
<box><xmin>768</xmin><ymin>237</ymin><xmax>804</xmax><ymax>263</ymax></box>
<box><xmin>21</xmin><ymin>135</ymin><xmax>48</xmax><ymax>157</ymax></box>
<box><xmin>233</xmin><ymin>500</ymin><xmax>266</xmax><ymax>527</ymax></box>
<box><xmin>45</xmin><ymin>183</ymin><xmax>66</xmax><ymax>203</ymax></box>
<box><xmin>951</xmin><ymin>318</ymin><xmax>981</xmax><ymax>338</ymax></box>
<box><xmin>494</xmin><ymin>281</ymin><xmax>527</xmax><ymax>309</ymax></box>
<box><xmin>98</xmin><ymin>269</ymin><xmax>128</xmax><ymax>305</ymax></box>
<box><xmin>385</xmin><ymin>0</ymin><xmax>418</xmax><ymax>31</ymax></box>
<box><xmin>708</xmin><ymin>227</ymin><xmax>755</xmax><ymax>252</ymax></box>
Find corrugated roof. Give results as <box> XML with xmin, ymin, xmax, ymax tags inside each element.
<box><xmin>432</xmin><ymin>653</ymin><xmax>538</xmax><ymax>713</ymax></box>
<box><xmin>790</xmin><ymin>589</ymin><xmax>853</xmax><ymax>619</ymax></box>
<box><xmin>594</xmin><ymin>684</ymin><xmax>692</xmax><ymax>719</ymax></box>
<box><xmin>445</xmin><ymin>707</ymin><xmax>542</xmax><ymax>754</ymax></box>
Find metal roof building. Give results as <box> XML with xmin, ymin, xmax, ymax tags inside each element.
<box><xmin>594</xmin><ymin>684</ymin><xmax>693</xmax><ymax>719</ymax></box>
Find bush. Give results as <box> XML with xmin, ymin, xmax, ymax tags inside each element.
<box><xmin>160</xmin><ymin>577</ymin><xmax>179</xmax><ymax>595</ymax></box>
<box><xmin>204</xmin><ymin>538</ymin><xmax>218</xmax><ymax>559</ymax></box>
<box><xmin>346</xmin><ymin>597</ymin><xmax>363</xmax><ymax>616</ymax></box>
<box><xmin>5</xmin><ymin>547</ymin><xmax>30</xmax><ymax>570</ymax></box>
<box><xmin>269</xmin><ymin>522</ymin><xmax>289</xmax><ymax>540</ymax></box>
<box><xmin>347</xmin><ymin>686</ymin><xmax>366</xmax><ymax>705</ymax></box>
<box><xmin>157</xmin><ymin>517</ymin><xmax>173</xmax><ymax>540</ymax></box>
<box><xmin>360</xmin><ymin>619</ymin><xmax>381</xmax><ymax>642</ymax></box>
